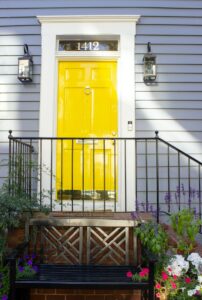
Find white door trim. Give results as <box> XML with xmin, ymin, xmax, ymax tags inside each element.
<box><xmin>37</xmin><ymin>15</ymin><xmax>140</xmax><ymax>211</ymax></box>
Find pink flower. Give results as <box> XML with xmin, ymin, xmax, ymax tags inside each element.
<box><xmin>162</xmin><ymin>272</ymin><xmax>168</xmax><ymax>281</ymax></box>
<box><xmin>142</xmin><ymin>268</ymin><xmax>149</xmax><ymax>275</ymax></box>
<box><xmin>126</xmin><ymin>271</ymin><xmax>133</xmax><ymax>278</ymax></box>
<box><xmin>155</xmin><ymin>283</ymin><xmax>161</xmax><ymax>289</ymax></box>
<box><xmin>185</xmin><ymin>277</ymin><xmax>191</xmax><ymax>284</ymax></box>
<box><xmin>139</xmin><ymin>268</ymin><xmax>149</xmax><ymax>277</ymax></box>
<box><xmin>173</xmin><ymin>275</ymin><xmax>178</xmax><ymax>280</ymax></box>
<box><xmin>171</xmin><ymin>282</ymin><xmax>177</xmax><ymax>289</ymax></box>
<box><xmin>156</xmin><ymin>292</ymin><xmax>161</xmax><ymax>298</ymax></box>
<box><xmin>139</xmin><ymin>271</ymin><xmax>146</xmax><ymax>277</ymax></box>
<box><xmin>168</xmin><ymin>267</ymin><xmax>172</xmax><ymax>272</ymax></box>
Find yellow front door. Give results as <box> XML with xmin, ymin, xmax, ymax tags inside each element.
<box><xmin>57</xmin><ymin>61</ymin><xmax>117</xmax><ymax>200</ymax></box>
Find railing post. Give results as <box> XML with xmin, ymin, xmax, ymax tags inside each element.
<box><xmin>9</xmin><ymin>257</ymin><xmax>16</xmax><ymax>300</ymax></box>
<box><xmin>8</xmin><ymin>130</ymin><xmax>13</xmax><ymax>195</ymax></box>
<box><xmin>155</xmin><ymin>131</ymin><xmax>160</xmax><ymax>223</ymax></box>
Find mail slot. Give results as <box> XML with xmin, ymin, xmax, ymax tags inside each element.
<box><xmin>76</xmin><ymin>139</ymin><xmax>98</xmax><ymax>145</ymax></box>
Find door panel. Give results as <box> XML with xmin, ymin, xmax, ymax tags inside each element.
<box><xmin>57</xmin><ymin>61</ymin><xmax>117</xmax><ymax>200</ymax></box>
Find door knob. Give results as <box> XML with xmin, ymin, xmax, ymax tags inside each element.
<box><xmin>84</xmin><ymin>86</ymin><xmax>91</xmax><ymax>95</ymax></box>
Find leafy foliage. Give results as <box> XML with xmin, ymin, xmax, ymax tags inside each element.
<box><xmin>135</xmin><ymin>220</ymin><xmax>168</xmax><ymax>257</ymax></box>
<box><xmin>0</xmin><ymin>265</ymin><xmax>9</xmax><ymax>300</ymax></box>
<box><xmin>170</xmin><ymin>209</ymin><xmax>202</xmax><ymax>255</ymax></box>
<box><xmin>0</xmin><ymin>156</ymin><xmax>50</xmax><ymax>269</ymax></box>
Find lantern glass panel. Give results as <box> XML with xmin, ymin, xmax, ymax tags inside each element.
<box><xmin>144</xmin><ymin>57</ymin><xmax>156</xmax><ymax>76</ymax></box>
<box><xmin>144</xmin><ymin>54</ymin><xmax>157</xmax><ymax>82</ymax></box>
<box><xmin>18</xmin><ymin>57</ymin><xmax>33</xmax><ymax>82</ymax></box>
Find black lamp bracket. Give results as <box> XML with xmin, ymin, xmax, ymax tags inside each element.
<box><xmin>24</xmin><ymin>44</ymin><xmax>30</xmax><ymax>56</ymax></box>
<box><xmin>147</xmin><ymin>42</ymin><xmax>151</xmax><ymax>53</ymax></box>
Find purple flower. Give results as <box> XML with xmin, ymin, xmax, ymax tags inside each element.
<box><xmin>25</xmin><ymin>255</ymin><xmax>30</xmax><ymax>260</ymax></box>
<box><xmin>2</xmin><ymin>295</ymin><xmax>8</xmax><ymax>300</ymax></box>
<box><xmin>32</xmin><ymin>265</ymin><xmax>39</xmax><ymax>273</ymax></box>
<box><xmin>27</xmin><ymin>259</ymin><xmax>33</xmax><ymax>266</ymax></box>
<box><xmin>164</xmin><ymin>192</ymin><xmax>172</xmax><ymax>204</ymax></box>
<box><xmin>18</xmin><ymin>266</ymin><xmax>24</xmax><ymax>273</ymax></box>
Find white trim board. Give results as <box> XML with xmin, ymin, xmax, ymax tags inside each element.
<box><xmin>37</xmin><ymin>15</ymin><xmax>140</xmax><ymax>211</ymax></box>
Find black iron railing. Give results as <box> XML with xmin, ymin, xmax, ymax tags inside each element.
<box><xmin>8</xmin><ymin>130</ymin><xmax>202</xmax><ymax>223</ymax></box>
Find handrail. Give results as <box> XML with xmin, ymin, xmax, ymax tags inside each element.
<box><xmin>8</xmin><ymin>130</ymin><xmax>202</xmax><ymax>166</ymax></box>
<box><xmin>157</xmin><ymin>136</ymin><xmax>202</xmax><ymax>166</ymax></box>
<box><xmin>8</xmin><ymin>129</ymin><xmax>202</xmax><ymax>225</ymax></box>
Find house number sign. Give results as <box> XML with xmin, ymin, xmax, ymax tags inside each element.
<box><xmin>58</xmin><ymin>40</ymin><xmax>118</xmax><ymax>52</ymax></box>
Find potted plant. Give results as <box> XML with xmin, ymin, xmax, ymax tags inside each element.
<box><xmin>170</xmin><ymin>209</ymin><xmax>202</xmax><ymax>255</ymax></box>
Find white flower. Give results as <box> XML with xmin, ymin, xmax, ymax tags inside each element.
<box><xmin>198</xmin><ymin>275</ymin><xmax>202</xmax><ymax>284</ymax></box>
<box><xmin>195</xmin><ymin>285</ymin><xmax>201</xmax><ymax>291</ymax></box>
<box><xmin>187</xmin><ymin>253</ymin><xmax>202</xmax><ymax>273</ymax></box>
<box><xmin>188</xmin><ymin>289</ymin><xmax>196</xmax><ymax>296</ymax></box>
<box><xmin>187</xmin><ymin>253</ymin><xmax>201</xmax><ymax>263</ymax></box>
<box><xmin>167</xmin><ymin>255</ymin><xmax>189</xmax><ymax>277</ymax></box>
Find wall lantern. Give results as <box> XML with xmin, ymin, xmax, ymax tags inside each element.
<box><xmin>143</xmin><ymin>42</ymin><xmax>157</xmax><ymax>83</ymax></box>
<box><xmin>18</xmin><ymin>44</ymin><xmax>33</xmax><ymax>83</ymax></box>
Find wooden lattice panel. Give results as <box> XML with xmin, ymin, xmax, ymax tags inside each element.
<box><xmin>41</xmin><ymin>226</ymin><xmax>83</xmax><ymax>264</ymax></box>
<box><xmin>87</xmin><ymin>226</ymin><xmax>129</xmax><ymax>265</ymax></box>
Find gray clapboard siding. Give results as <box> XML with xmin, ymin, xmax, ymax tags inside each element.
<box><xmin>136</xmin><ymin>101</ymin><xmax>202</xmax><ymax>109</ymax></box>
<box><xmin>136</xmin><ymin>109</ymin><xmax>202</xmax><ymax>120</ymax></box>
<box><xmin>0</xmin><ymin>17</ymin><xmax>39</xmax><ymax>27</ymax></box>
<box><xmin>2</xmin><ymin>7</ymin><xmax>202</xmax><ymax>18</ymax></box>
<box><xmin>0</xmin><ymin>35</ymin><xmax>41</xmax><ymax>46</ymax></box>
<box><xmin>0</xmin><ymin>65</ymin><xmax>41</xmax><ymax>75</ymax></box>
<box><xmin>136</xmin><ymin>92</ymin><xmax>202</xmax><ymax>101</ymax></box>
<box><xmin>137</xmin><ymin>35</ymin><xmax>202</xmax><ymax>44</ymax></box>
<box><xmin>2</xmin><ymin>0</ymin><xmax>202</xmax><ymax>9</ymax></box>
<box><xmin>0</xmin><ymin>111</ymin><xmax>38</xmax><ymax>119</ymax></box>
<box><xmin>0</xmin><ymin>93</ymin><xmax>40</xmax><ymax>101</ymax></box>
<box><xmin>136</xmin><ymin>65</ymin><xmax>202</xmax><ymax>73</ymax></box>
<box><xmin>136</xmin><ymin>131</ymin><xmax>202</xmax><ymax>142</ymax></box>
<box><xmin>136</xmin><ymin>83</ymin><xmax>202</xmax><ymax>92</ymax></box>
<box><xmin>137</xmin><ymin>25</ymin><xmax>202</xmax><ymax>35</ymax></box>
<box><xmin>0</xmin><ymin>46</ymin><xmax>41</xmax><ymax>56</ymax></box>
<box><xmin>0</xmin><ymin>75</ymin><xmax>40</xmax><ymax>84</ymax></box>
<box><xmin>0</xmin><ymin>26</ymin><xmax>40</xmax><ymax>35</ymax></box>
<box><xmin>136</xmin><ymin>45</ymin><xmax>202</xmax><ymax>55</ymax></box>
<box><xmin>0</xmin><ymin>56</ymin><xmax>40</xmax><ymax>65</ymax></box>
<box><xmin>0</xmin><ymin>102</ymin><xmax>39</xmax><ymax>111</ymax></box>
<box><xmin>0</xmin><ymin>120</ymin><xmax>38</xmax><ymax>131</ymax></box>
<box><xmin>0</xmin><ymin>84</ymin><xmax>40</xmax><ymax>93</ymax></box>
<box><xmin>136</xmin><ymin>120</ymin><xmax>202</xmax><ymax>132</ymax></box>
<box><xmin>136</xmin><ymin>74</ymin><xmax>202</xmax><ymax>83</ymax></box>
<box><xmin>136</xmin><ymin>54</ymin><xmax>202</xmax><ymax>64</ymax></box>
<box><xmin>140</xmin><ymin>17</ymin><xmax>202</xmax><ymax>26</ymax></box>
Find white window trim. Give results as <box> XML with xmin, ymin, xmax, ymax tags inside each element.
<box><xmin>37</xmin><ymin>15</ymin><xmax>140</xmax><ymax>211</ymax></box>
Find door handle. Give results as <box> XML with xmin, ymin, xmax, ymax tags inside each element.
<box><xmin>84</xmin><ymin>86</ymin><xmax>91</xmax><ymax>95</ymax></box>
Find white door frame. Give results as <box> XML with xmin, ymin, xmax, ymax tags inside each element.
<box><xmin>37</xmin><ymin>15</ymin><xmax>140</xmax><ymax>211</ymax></box>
